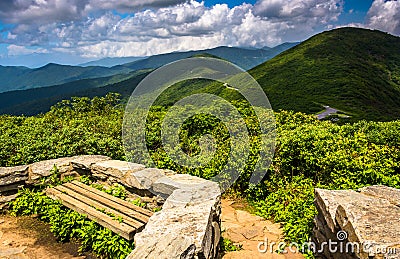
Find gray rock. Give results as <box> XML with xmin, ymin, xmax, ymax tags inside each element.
<box><xmin>163</xmin><ymin>183</ymin><xmax>221</xmax><ymax>209</ymax></box>
<box><xmin>314</xmin><ymin>187</ymin><xmax>400</xmax><ymax>259</ymax></box>
<box><xmin>28</xmin><ymin>155</ymin><xmax>111</xmax><ymax>183</ymax></box>
<box><xmin>359</xmin><ymin>185</ymin><xmax>400</xmax><ymax>207</ymax></box>
<box><xmin>152</xmin><ymin>174</ymin><xmax>216</xmax><ymax>197</ymax></box>
<box><xmin>314</xmin><ymin>188</ymin><xmax>358</xmax><ymax>233</ymax></box>
<box><xmin>91</xmin><ymin>160</ymin><xmax>145</xmax><ymax>180</ymax></box>
<box><xmin>127</xmin><ymin>233</ymin><xmax>195</xmax><ymax>259</ymax></box>
<box><xmin>131</xmin><ymin>180</ymin><xmax>221</xmax><ymax>259</ymax></box>
<box><xmin>28</xmin><ymin>157</ymin><xmax>74</xmax><ymax>182</ymax></box>
<box><xmin>133</xmin><ymin>205</ymin><xmax>215</xmax><ymax>258</ymax></box>
<box><xmin>335</xmin><ymin>194</ymin><xmax>400</xmax><ymax>258</ymax></box>
<box><xmin>123</xmin><ymin>168</ymin><xmax>173</xmax><ymax>190</ymax></box>
<box><xmin>70</xmin><ymin>155</ymin><xmax>111</xmax><ymax>172</ymax></box>
<box><xmin>0</xmin><ymin>165</ymin><xmax>29</xmax><ymax>186</ymax></box>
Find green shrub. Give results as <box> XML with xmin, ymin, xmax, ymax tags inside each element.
<box><xmin>2</xmin><ymin>95</ymin><xmax>399</xmax><ymax>258</ymax></box>
<box><xmin>9</xmin><ymin>188</ymin><xmax>134</xmax><ymax>259</ymax></box>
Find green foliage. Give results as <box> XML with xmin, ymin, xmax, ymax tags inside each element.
<box><xmin>9</xmin><ymin>188</ymin><xmax>134</xmax><ymax>258</ymax></box>
<box><xmin>220</xmin><ymin>237</ymin><xmax>242</xmax><ymax>252</ymax></box>
<box><xmin>90</xmin><ymin>183</ymin><xmax>127</xmax><ymax>200</ymax></box>
<box><xmin>250</xmin><ymin>176</ymin><xmax>317</xmax><ymax>245</ymax></box>
<box><xmin>247</xmin><ymin>112</ymin><xmax>400</xmax><ymax>256</ymax></box>
<box><xmin>130</xmin><ymin>198</ymin><xmax>146</xmax><ymax>208</ymax></box>
<box><xmin>1</xmin><ymin>94</ymin><xmax>399</xmax><ymax>258</ymax></box>
<box><xmin>250</xmin><ymin>27</ymin><xmax>400</xmax><ymax>121</ymax></box>
<box><xmin>0</xmin><ymin>93</ymin><xmax>124</xmax><ymax>167</ymax></box>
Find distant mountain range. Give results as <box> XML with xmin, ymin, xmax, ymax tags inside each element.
<box><xmin>79</xmin><ymin>57</ymin><xmax>146</xmax><ymax>67</ymax></box>
<box><xmin>0</xmin><ymin>64</ymin><xmax>130</xmax><ymax>93</ymax></box>
<box><xmin>0</xmin><ymin>43</ymin><xmax>298</xmax><ymax>93</ymax></box>
<box><xmin>0</xmin><ymin>28</ymin><xmax>399</xmax><ymax>121</ymax></box>
<box><xmin>115</xmin><ymin>44</ymin><xmax>299</xmax><ymax>72</ymax></box>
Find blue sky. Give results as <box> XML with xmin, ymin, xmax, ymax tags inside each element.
<box><xmin>0</xmin><ymin>0</ymin><xmax>398</xmax><ymax>67</ymax></box>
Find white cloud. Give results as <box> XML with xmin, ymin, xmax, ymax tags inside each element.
<box><xmin>0</xmin><ymin>0</ymin><xmax>345</xmax><ymax>59</ymax></box>
<box><xmin>0</xmin><ymin>0</ymin><xmax>87</xmax><ymax>24</ymax></box>
<box><xmin>0</xmin><ymin>0</ymin><xmax>187</xmax><ymax>25</ymax></box>
<box><xmin>7</xmin><ymin>45</ymin><xmax>48</xmax><ymax>56</ymax></box>
<box><xmin>366</xmin><ymin>0</ymin><xmax>400</xmax><ymax>35</ymax></box>
<box><xmin>86</xmin><ymin>0</ymin><xmax>187</xmax><ymax>13</ymax></box>
<box><xmin>253</xmin><ymin>0</ymin><xmax>343</xmax><ymax>23</ymax></box>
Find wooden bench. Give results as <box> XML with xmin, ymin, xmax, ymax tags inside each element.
<box><xmin>46</xmin><ymin>180</ymin><xmax>153</xmax><ymax>240</ymax></box>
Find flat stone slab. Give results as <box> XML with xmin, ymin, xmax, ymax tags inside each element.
<box><xmin>315</xmin><ymin>187</ymin><xmax>400</xmax><ymax>259</ymax></box>
<box><xmin>92</xmin><ymin>160</ymin><xmax>145</xmax><ymax>179</ymax></box>
<box><xmin>127</xmin><ymin>232</ymin><xmax>196</xmax><ymax>259</ymax></box>
<box><xmin>0</xmin><ymin>165</ymin><xmax>29</xmax><ymax>186</ymax></box>
<box><xmin>163</xmin><ymin>183</ymin><xmax>221</xmax><ymax>209</ymax></box>
<box><xmin>69</xmin><ymin>155</ymin><xmax>111</xmax><ymax>171</ymax></box>
<box><xmin>130</xmin><ymin>174</ymin><xmax>221</xmax><ymax>259</ymax></box>
<box><xmin>29</xmin><ymin>157</ymin><xmax>74</xmax><ymax>181</ymax></box>
<box><xmin>123</xmin><ymin>168</ymin><xmax>176</xmax><ymax>190</ymax></box>
<box><xmin>28</xmin><ymin>155</ymin><xmax>111</xmax><ymax>182</ymax></box>
<box><xmin>359</xmin><ymin>185</ymin><xmax>400</xmax><ymax>207</ymax></box>
<box><xmin>133</xmin><ymin>203</ymin><xmax>215</xmax><ymax>258</ymax></box>
<box><xmin>152</xmin><ymin>173</ymin><xmax>217</xmax><ymax>197</ymax></box>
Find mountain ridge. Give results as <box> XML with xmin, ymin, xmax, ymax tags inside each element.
<box><xmin>249</xmin><ymin>27</ymin><xmax>400</xmax><ymax>121</ymax></box>
<box><xmin>0</xmin><ymin>44</ymin><xmax>297</xmax><ymax>93</ymax></box>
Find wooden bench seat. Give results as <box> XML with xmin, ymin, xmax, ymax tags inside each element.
<box><xmin>46</xmin><ymin>180</ymin><xmax>153</xmax><ymax>240</ymax></box>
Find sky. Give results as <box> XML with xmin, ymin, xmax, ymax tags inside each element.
<box><xmin>0</xmin><ymin>0</ymin><xmax>399</xmax><ymax>67</ymax></box>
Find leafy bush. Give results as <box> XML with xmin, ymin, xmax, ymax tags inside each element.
<box><xmin>248</xmin><ymin>112</ymin><xmax>400</xmax><ymax>256</ymax></box>
<box><xmin>9</xmin><ymin>188</ymin><xmax>134</xmax><ymax>258</ymax></box>
<box><xmin>2</xmin><ymin>95</ymin><xmax>400</xmax><ymax>258</ymax></box>
<box><xmin>0</xmin><ymin>93</ymin><xmax>124</xmax><ymax>167</ymax></box>
<box><xmin>220</xmin><ymin>237</ymin><xmax>242</xmax><ymax>252</ymax></box>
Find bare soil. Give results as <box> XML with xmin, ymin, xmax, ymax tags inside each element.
<box><xmin>0</xmin><ymin>214</ymin><xmax>96</xmax><ymax>259</ymax></box>
<box><xmin>221</xmin><ymin>199</ymin><xmax>304</xmax><ymax>259</ymax></box>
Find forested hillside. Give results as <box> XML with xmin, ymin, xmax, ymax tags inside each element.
<box><xmin>250</xmin><ymin>27</ymin><xmax>400</xmax><ymax>121</ymax></box>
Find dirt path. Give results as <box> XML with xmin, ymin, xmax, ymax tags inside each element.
<box><xmin>0</xmin><ymin>215</ymin><xmax>93</xmax><ymax>259</ymax></box>
<box><xmin>221</xmin><ymin>199</ymin><xmax>304</xmax><ymax>259</ymax></box>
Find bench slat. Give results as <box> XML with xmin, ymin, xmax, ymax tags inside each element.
<box><xmin>55</xmin><ymin>185</ymin><xmax>144</xmax><ymax>229</ymax></box>
<box><xmin>46</xmin><ymin>187</ymin><xmax>136</xmax><ymax>240</ymax></box>
<box><xmin>64</xmin><ymin>182</ymin><xmax>151</xmax><ymax>223</ymax></box>
<box><xmin>71</xmin><ymin>181</ymin><xmax>153</xmax><ymax>217</ymax></box>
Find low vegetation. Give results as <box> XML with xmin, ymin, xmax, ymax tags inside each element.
<box><xmin>9</xmin><ymin>172</ymin><xmax>134</xmax><ymax>259</ymax></box>
<box><xmin>3</xmin><ymin>94</ymin><xmax>400</xmax><ymax>258</ymax></box>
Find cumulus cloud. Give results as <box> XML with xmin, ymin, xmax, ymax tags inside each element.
<box><xmin>253</xmin><ymin>0</ymin><xmax>343</xmax><ymax>23</ymax></box>
<box><xmin>0</xmin><ymin>0</ymin><xmax>187</xmax><ymax>25</ymax></box>
<box><xmin>0</xmin><ymin>0</ymin><xmax>345</xmax><ymax>59</ymax></box>
<box><xmin>86</xmin><ymin>0</ymin><xmax>187</xmax><ymax>13</ymax></box>
<box><xmin>0</xmin><ymin>0</ymin><xmax>88</xmax><ymax>24</ymax></box>
<box><xmin>7</xmin><ymin>44</ymin><xmax>48</xmax><ymax>56</ymax></box>
<box><xmin>366</xmin><ymin>0</ymin><xmax>400</xmax><ymax>35</ymax></box>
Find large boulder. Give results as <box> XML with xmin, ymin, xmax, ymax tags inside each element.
<box><xmin>128</xmin><ymin>174</ymin><xmax>221</xmax><ymax>259</ymax></box>
<box><xmin>314</xmin><ymin>186</ymin><xmax>400</xmax><ymax>259</ymax></box>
